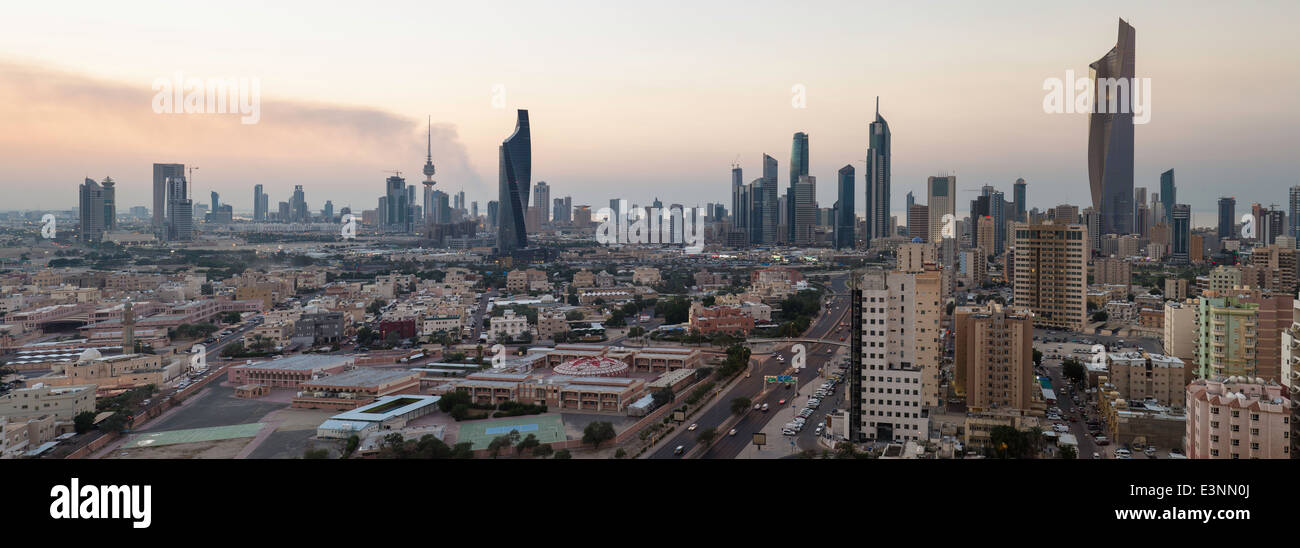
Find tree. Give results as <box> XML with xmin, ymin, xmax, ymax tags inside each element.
<box><xmin>344</xmin><ymin>435</ymin><xmax>360</xmax><ymax>458</ymax></box>
<box><xmin>696</xmin><ymin>426</ymin><xmax>717</xmax><ymax>446</ymax></box>
<box><xmin>1032</xmin><ymin>349</ymin><xmax>1043</xmax><ymax>366</ymax></box>
<box><xmin>652</xmin><ymin>388</ymin><xmax>674</xmax><ymax>407</ymax></box>
<box><xmin>221</xmin><ymin>311</ymin><xmax>243</xmax><ymax>324</ymax></box>
<box><xmin>516</xmin><ymin>433</ymin><xmax>540</xmax><ymax>456</ymax></box>
<box><xmin>730</xmin><ymin>397</ymin><xmax>752</xmax><ymax>415</ymax></box>
<box><xmin>614</xmin><ymin>448</ymin><xmax>627</xmax><ymax>459</ymax></box>
<box><xmin>74</xmin><ymin>410</ymin><xmax>97</xmax><ymax>434</ymax></box>
<box><xmin>98</xmin><ymin>412</ymin><xmax>130</xmax><ymax>433</ymax></box>
<box><xmin>1062</xmin><ymin>359</ymin><xmax>1087</xmax><ymax>386</ymax></box>
<box><xmin>367</xmin><ymin>299</ymin><xmax>387</xmax><ymax>315</ymax></box>
<box><xmin>582</xmin><ymin>421</ymin><xmax>616</xmax><ymax>449</ymax></box>
<box><xmin>1059</xmin><ymin>444</ymin><xmax>1078</xmax><ymax>459</ymax></box>
<box><xmin>1091</xmin><ymin>311</ymin><xmax>1109</xmax><ymax>322</ymax></box>
<box><xmin>303</xmin><ymin>448</ymin><xmax>330</xmax><ymax>459</ymax></box>
<box><xmin>532</xmin><ymin>444</ymin><xmax>554</xmax><ymax>458</ymax></box>
<box><xmin>488</xmin><ymin>430</ymin><xmax>521</xmax><ymax>458</ymax></box>
<box><xmin>553</xmin><ymin>449</ymin><xmax>572</xmax><ymax>459</ymax></box>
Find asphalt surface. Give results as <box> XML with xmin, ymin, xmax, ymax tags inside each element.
<box><xmin>650</xmin><ymin>273</ymin><xmax>852</xmax><ymax>459</ymax></box>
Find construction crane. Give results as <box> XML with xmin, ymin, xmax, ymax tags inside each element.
<box><xmin>382</xmin><ymin>170</ymin><xmax>404</xmax><ymax>179</ymax></box>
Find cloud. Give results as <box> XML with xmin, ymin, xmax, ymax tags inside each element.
<box><xmin>0</xmin><ymin>60</ymin><xmax>482</xmax><ymax>210</ymax></box>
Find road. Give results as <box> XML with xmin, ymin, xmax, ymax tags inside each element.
<box><xmin>1037</xmin><ymin>349</ymin><xmax>1099</xmax><ymax>459</ymax></box>
<box><xmin>649</xmin><ymin>273</ymin><xmax>852</xmax><ymax>459</ymax></box>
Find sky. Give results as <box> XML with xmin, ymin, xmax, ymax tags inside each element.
<box><xmin>0</xmin><ymin>0</ymin><xmax>1297</xmax><ymax>225</ymax></box>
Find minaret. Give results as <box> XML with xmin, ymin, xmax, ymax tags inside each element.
<box><xmin>122</xmin><ymin>300</ymin><xmax>135</xmax><ymax>352</ymax></box>
<box><xmin>422</xmin><ymin>116</ymin><xmax>437</xmax><ymax>227</ymax></box>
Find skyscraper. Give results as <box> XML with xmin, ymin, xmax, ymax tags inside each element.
<box><xmin>78</xmin><ymin>178</ymin><xmax>105</xmax><ymax>243</ymax></box>
<box><xmin>422</xmin><ymin>116</ymin><xmax>437</xmax><ymax>227</ymax></box>
<box><xmin>793</xmin><ymin>175</ymin><xmax>817</xmax><ymax>245</ymax></box>
<box><xmin>152</xmin><ymin>163</ymin><xmax>184</xmax><ymax>233</ymax></box>
<box><xmin>1289</xmin><ymin>186</ymin><xmax>1300</xmax><ymax>248</ymax></box>
<box><xmin>165</xmin><ymin>174</ymin><xmax>193</xmax><ymax>241</ymax></box>
<box><xmin>497</xmin><ymin>109</ymin><xmax>531</xmax><ymax>254</ymax></box>
<box><xmin>292</xmin><ymin>185</ymin><xmax>308</xmax><ymax>223</ymax></box>
<box><xmin>927</xmin><ymin>175</ymin><xmax>955</xmax><ymax>244</ymax></box>
<box><xmin>788</xmin><ymin>132</ymin><xmax>809</xmax><ymax>242</ymax></box>
<box><xmin>730</xmin><ymin>164</ymin><xmax>746</xmax><ymax>243</ymax></box>
<box><xmin>1218</xmin><ymin>197</ymin><xmax>1236</xmax><ymax>239</ymax></box>
<box><xmin>1012</xmin><ymin>221</ymin><xmax>1087</xmax><ymax>331</ymax></box>
<box><xmin>835</xmin><ymin>165</ymin><xmax>855</xmax><ymax>249</ymax></box>
<box><xmin>865</xmin><ymin>98</ymin><xmax>891</xmax><ymax>247</ymax></box>
<box><xmin>533</xmin><ymin>181</ymin><xmax>550</xmax><ymax>224</ymax></box>
<box><xmin>253</xmin><ymin>184</ymin><xmax>268</xmax><ymax>221</ymax></box>
<box><xmin>760</xmin><ymin>154</ymin><xmax>778</xmax><ymax>245</ymax></box>
<box><xmin>100</xmin><ymin>177</ymin><xmax>115</xmax><ymax>231</ymax></box>
<box><xmin>1160</xmin><ymin>169</ymin><xmax>1176</xmax><ymax>224</ymax></box>
<box><xmin>1013</xmin><ymin>178</ymin><xmax>1027</xmax><ymax>222</ymax></box>
<box><xmin>1087</xmin><ymin>18</ymin><xmax>1136</xmax><ymax>236</ymax></box>
<box><xmin>1171</xmin><ymin>204</ymin><xmax>1190</xmax><ymax>264</ymax></box>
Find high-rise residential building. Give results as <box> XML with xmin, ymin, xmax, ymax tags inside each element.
<box><xmin>322</xmin><ymin>201</ymin><xmax>334</xmax><ymax>222</ymax></box>
<box><xmin>1171</xmin><ymin>204</ymin><xmax>1191</xmax><ymax>264</ymax></box>
<box><xmin>1012</xmin><ymin>221</ymin><xmax>1088</xmax><ymax>331</ymax></box>
<box><xmin>907</xmin><ymin>205</ymin><xmax>929</xmax><ymax>242</ymax></box>
<box><xmin>1289</xmin><ymin>186</ymin><xmax>1300</xmax><ymax>248</ymax></box>
<box><xmin>834</xmin><ymin>165</ymin><xmax>855</xmax><ymax>249</ymax></box>
<box><xmin>497</xmin><ymin>109</ymin><xmax>531</xmax><ymax>254</ymax></box>
<box><xmin>1186</xmin><ymin>377</ymin><xmax>1292</xmax><ymax>459</ymax></box>
<box><xmin>152</xmin><ymin>163</ymin><xmax>184</xmax><ymax>233</ymax></box>
<box><xmin>1218</xmin><ymin>197</ymin><xmax>1236</xmax><ymax>240</ymax></box>
<box><xmin>865</xmin><ymin>98</ymin><xmax>891</xmax><ymax>247</ymax></box>
<box><xmin>953</xmin><ymin>303</ymin><xmax>1035</xmax><ymax>412</ymax></box>
<box><xmin>552</xmin><ymin>196</ymin><xmax>572</xmax><ymax>224</ymax></box>
<box><xmin>292</xmin><ymin>185</ymin><xmax>308</xmax><ymax>223</ymax></box>
<box><xmin>1193</xmin><ymin>295</ymin><xmax>1261</xmax><ymax>379</ymax></box>
<box><xmin>927</xmin><ymin>175</ymin><xmax>955</xmax><ymax>244</ymax></box>
<box><xmin>1160</xmin><ymin>169</ymin><xmax>1176</xmax><ymax>225</ymax></box>
<box><xmin>532</xmin><ymin>181</ymin><xmax>550</xmax><ymax>224</ymax></box>
<box><xmin>253</xmin><ymin>184</ymin><xmax>267</xmax><ymax>221</ymax></box>
<box><xmin>100</xmin><ymin>177</ymin><xmax>115</xmax><ymax>230</ymax></box>
<box><xmin>78</xmin><ymin>178</ymin><xmax>106</xmax><ymax>243</ymax></box>
<box><xmin>1013</xmin><ymin>178</ymin><xmax>1027</xmax><ymax>222</ymax></box>
<box><xmin>905</xmin><ymin>191</ymin><xmax>915</xmax><ymax>211</ymax></box>
<box><xmin>1106</xmin><ymin>351</ymin><xmax>1186</xmax><ymax>407</ymax></box>
<box><xmin>854</xmin><ymin>270</ymin><xmax>931</xmax><ymax>443</ymax></box>
<box><xmin>487</xmin><ymin>200</ymin><xmax>499</xmax><ymax>229</ymax></box>
<box><xmin>1087</xmin><ymin>18</ymin><xmax>1136</xmax><ymax>237</ymax></box>
<box><xmin>573</xmin><ymin>205</ymin><xmax>591</xmax><ymax>227</ymax></box>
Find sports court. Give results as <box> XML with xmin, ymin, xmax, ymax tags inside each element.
<box><xmin>123</xmin><ymin>423</ymin><xmax>266</xmax><ymax>449</ymax></box>
<box><xmin>456</xmin><ymin>415</ymin><xmax>566</xmax><ymax>450</ymax></box>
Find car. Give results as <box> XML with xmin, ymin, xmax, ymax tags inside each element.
<box><xmin>776</xmin><ymin>355</ymin><xmax>785</xmax><ymax>362</ymax></box>
<box><xmin>755</xmin><ymin>403</ymin><xmax>762</xmax><ymax>410</ymax></box>
<box><xmin>778</xmin><ymin>399</ymin><xmax>786</xmax><ymax>405</ymax></box>
<box><xmin>673</xmin><ymin>446</ymin><xmax>685</xmax><ymax>456</ymax></box>
<box><xmin>687</xmin><ymin>423</ymin><xmax>698</xmax><ymax>431</ymax></box>
<box><xmin>1095</xmin><ymin>435</ymin><xmax>1110</xmax><ymax>446</ymax></box>
<box><xmin>1092</xmin><ymin>452</ymin><xmax>1101</xmax><ymax>459</ymax></box>
<box><xmin>761</xmin><ymin>403</ymin><xmax>769</xmax><ymax>412</ymax></box>
<box><xmin>729</xmin><ymin>429</ymin><xmax>737</xmax><ymax>436</ymax></box>
<box><xmin>1144</xmin><ymin>446</ymin><xmax>1157</xmax><ymax>457</ymax></box>
<box><xmin>1114</xmin><ymin>448</ymin><xmax>1132</xmax><ymax>458</ymax></box>
<box><xmin>1053</xmin><ymin>424</ymin><xmax>1069</xmax><ymax>433</ymax></box>
<box><xmin>1168</xmin><ymin>450</ymin><xmax>1187</xmax><ymax>459</ymax></box>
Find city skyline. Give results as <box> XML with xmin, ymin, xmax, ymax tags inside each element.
<box><xmin>0</xmin><ymin>4</ymin><xmax>1296</xmax><ymax>217</ymax></box>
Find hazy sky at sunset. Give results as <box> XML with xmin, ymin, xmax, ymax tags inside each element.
<box><xmin>1</xmin><ymin>1</ymin><xmax>1296</xmax><ymax>224</ymax></box>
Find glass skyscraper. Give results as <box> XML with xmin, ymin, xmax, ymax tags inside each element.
<box><xmin>835</xmin><ymin>164</ymin><xmax>855</xmax><ymax>249</ymax></box>
<box><xmin>865</xmin><ymin>98</ymin><xmax>891</xmax><ymax>246</ymax></box>
<box><xmin>788</xmin><ymin>132</ymin><xmax>809</xmax><ymax>242</ymax></box>
<box><xmin>1159</xmin><ymin>169</ymin><xmax>1176</xmax><ymax>225</ymax></box>
<box><xmin>1218</xmin><ymin>196</ymin><xmax>1236</xmax><ymax>239</ymax></box>
<box><xmin>1087</xmin><ymin>18</ymin><xmax>1136</xmax><ymax>236</ymax></box>
<box><xmin>497</xmin><ymin>109</ymin><xmax>532</xmax><ymax>254</ymax></box>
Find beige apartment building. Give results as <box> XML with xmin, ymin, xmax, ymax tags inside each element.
<box><xmin>1163</xmin><ymin>300</ymin><xmax>1197</xmax><ymax>365</ymax></box>
<box><xmin>1012</xmin><ymin>222</ymin><xmax>1088</xmax><ymax>331</ymax></box>
<box><xmin>1186</xmin><ymin>377</ymin><xmax>1291</xmax><ymax>459</ymax></box>
<box><xmin>888</xmin><ymin>268</ymin><xmax>944</xmax><ymax>407</ymax></box>
<box><xmin>953</xmin><ymin>304</ymin><xmax>1034</xmax><ymax>412</ymax></box>
<box><xmin>0</xmin><ymin>384</ymin><xmax>96</xmax><ymax>422</ymax></box>
<box><xmin>1106</xmin><ymin>351</ymin><xmax>1186</xmax><ymax>407</ymax></box>
<box><xmin>1092</xmin><ymin>256</ymin><xmax>1131</xmax><ymax>288</ymax></box>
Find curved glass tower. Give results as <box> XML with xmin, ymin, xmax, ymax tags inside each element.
<box><xmin>498</xmin><ymin>109</ymin><xmax>532</xmax><ymax>254</ymax></box>
<box><xmin>865</xmin><ymin>97</ymin><xmax>890</xmax><ymax>246</ymax></box>
<box><xmin>1088</xmin><ymin>18</ymin><xmax>1136</xmax><ymax>236</ymax></box>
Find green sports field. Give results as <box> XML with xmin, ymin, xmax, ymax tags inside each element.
<box><xmin>456</xmin><ymin>415</ymin><xmax>566</xmax><ymax>450</ymax></box>
<box><xmin>123</xmin><ymin>423</ymin><xmax>266</xmax><ymax>449</ymax></box>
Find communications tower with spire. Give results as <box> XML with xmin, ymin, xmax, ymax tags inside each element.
<box><xmin>422</xmin><ymin>116</ymin><xmax>437</xmax><ymax>227</ymax></box>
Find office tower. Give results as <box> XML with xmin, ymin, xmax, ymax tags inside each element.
<box><xmin>865</xmin><ymin>98</ymin><xmax>891</xmax><ymax>247</ymax></box>
<box><xmin>835</xmin><ymin>165</ymin><xmax>855</xmax><ymax>249</ymax></box>
<box><xmin>152</xmin><ymin>163</ymin><xmax>184</xmax><ymax>232</ymax></box>
<box><xmin>986</xmin><ymin>187</ymin><xmax>1007</xmax><ymax>255</ymax></box>
<box><xmin>759</xmin><ymin>154</ymin><xmax>778</xmax><ymax>245</ymax></box>
<box><xmin>78</xmin><ymin>178</ymin><xmax>105</xmax><ymax>243</ymax></box>
<box><xmin>1170</xmin><ymin>204</ymin><xmax>1190</xmax><ymax>264</ymax></box>
<box><xmin>975</xmin><ymin>215</ymin><xmax>996</xmax><ymax>257</ymax></box>
<box><xmin>532</xmin><ymin>181</ymin><xmax>550</xmax><ymax>224</ymax></box>
<box><xmin>907</xmin><ymin>205</ymin><xmax>929</xmax><ymax>242</ymax></box>
<box><xmin>777</xmin><ymin>193</ymin><xmax>789</xmax><ymax>242</ymax></box>
<box><xmin>384</xmin><ymin>175</ymin><xmax>407</xmax><ymax>230</ymax></box>
<box><xmin>1160</xmin><ymin>169</ymin><xmax>1176</xmax><ymax>224</ymax></box>
<box><xmin>165</xmin><ymin>174</ymin><xmax>193</xmax><ymax>240</ymax></box>
<box><xmin>1262</xmin><ymin>208</ymin><xmax>1286</xmax><ymax>245</ymax></box>
<box><xmin>471</xmin><ymin>201</ymin><xmax>479</xmax><ymax>220</ymax></box>
<box><xmin>1087</xmin><ymin>19</ymin><xmax>1136</xmax><ymax>236</ymax></box>
<box><xmin>1133</xmin><ymin>187</ymin><xmax>1147</xmax><ymax>216</ymax></box>
<box><xmin>498</xmin><ymin>109</ymin><xmax>531</xmax><ymax>254</ymax></box>
<box><xmin>1289</xmin><ymin>186</ymin><xmax>1300</xmax><ymax>248</ymax></box>
<box><xmin>928</xmin><ymin>175</ymin><xmax>955</xmax><ymax>244</ymax></box>
<box><xmin>1218</xmin><ymin>197</ymin><xmax>1236</xmax><ymax>240</ymax></box>
<box><xmin>453</xmin><ymin>191</ymin><xmax>462</xmax><ymax>212</ymax></box>
<box><xmin>1012</xmin><ymin>221</ymin><xmax>1088</xmax><ymax>330</ymax></box>
<box><xmin>323</xmin><ymin>201</ymin><xmax>334</xmax><ymax>222</ymax></box>
<box><xmin>257</xmin><ymin>184</ymin><xmax>270</xmax><ymax>222</ymax></box>
<box><xmin>1013</xmin><ymin>178</ymin><xmax>1027</xmax><ymax>222</ymax></box>
<box><xmin>99</xmin><ymin>177</ymin><xmax>115</xmax><ymax>231</ymax></box>
<box><xmin>788</xmin><ymin>132</ymin><xmax>809</xmax><ymax>241</ymax></box>
<box><xmin>793</xmin><ymin>175</ymin><xmax>817</xmax><ymax>245</ymax></box>
<box><xmin>1080</xmin><ymin>207</ymin><xmax>1100</xmax><ymax>256</ymax></box>
<box><xmin>487</xmin><ymin>200</ymin><xmax>500</xmax><ymax>229</ymax></box>
<box><xmin>953</xmin><ymin>303</ymin><xmax>1034</xmax><ymax>412</ymax></box>
<box><xmin>278</xmin><ymin>201</ymin><xmax>291</xmax><ymax>221</ymax></box>
<box><xmin>407</xmin><ymin>185</ymin><xmax>418</xmax><ymax>226</ymax></box>
<box><xmin>730</xmin><ymin>164</ymin><xmax>746</xmax><ymax>242</ymax></box>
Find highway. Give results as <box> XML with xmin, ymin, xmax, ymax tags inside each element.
<box><xmin>649</xmin><ymin>273</ymin><xmax>852</xmax><ymax>459</ymax></box>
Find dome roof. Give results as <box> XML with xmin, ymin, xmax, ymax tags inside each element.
<box><xmin>552</xmin><ymin>356</ymin><xmax>629</xmax><ymax>377</ymax></box>
<box><xmin>78</xmin><ymin>348</ymin><xmax>102</xmax><ymax>362</ymax></box>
